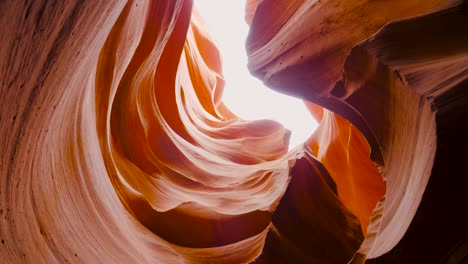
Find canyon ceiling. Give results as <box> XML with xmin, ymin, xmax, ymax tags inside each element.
<box><xmin>1</xmin><ymin>0</ymin><xmax>467</xmax><ymax>263</ymax></box>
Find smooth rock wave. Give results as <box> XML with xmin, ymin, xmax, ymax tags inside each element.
<box><xmin>1</xmin><ymin>0</ymin><xmax>467</xmax><ymax>263</ymax></box>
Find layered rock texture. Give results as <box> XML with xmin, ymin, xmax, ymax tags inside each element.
<box><xmin>1</xmin><ymin>0</ymin><xmax>467</xmax><ymax>263</ymax></box>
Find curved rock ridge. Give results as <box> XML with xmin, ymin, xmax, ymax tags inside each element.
<box><xmin>1</xmin><ymin>0</ymin><xmax>467</xmax><ymax>263</ymax></box>
<box><xmin>247</xmin><ymin>0</ymin><xmax>467</xmax><ymax>262</ymax></box>
<box><xmin>100</xmin><ymin>2</ymin><xmax>296</xmax><ymax>259</ymax></box>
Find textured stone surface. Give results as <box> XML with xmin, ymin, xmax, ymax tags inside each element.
<box><xmin>1</xmin><ymin>0</ymin><xmax>467</xmax><ymax>263</ymax></box>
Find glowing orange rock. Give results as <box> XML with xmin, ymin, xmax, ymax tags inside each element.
<box><xmin>248</xmin><ymin>0</ymin><xmax>468</xmax><ymax>263</ymax></box>
<box><xmin>1</xmin><ymin>0</ymin><xmax>466</xmax><ymax>263</ymax></box>
<box><xmin>1</xmin><ymin>1</ymin><xmax>293</xmax><ymax>262</ymax></box>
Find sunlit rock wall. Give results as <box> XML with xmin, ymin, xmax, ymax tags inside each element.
<box><xmin>247</xmin><ymin>0</ymin><xmax>468</xmax><ymax>263</ymax></box>
<box><xmin>1</xmin><ymin>0</ymin><xmax>466</xmax><ymax>263</ymax></box>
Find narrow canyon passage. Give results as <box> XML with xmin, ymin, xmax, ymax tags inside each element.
<box><xmin>194</xmin><ymin>0</ymin><xmax>318</xmax><ymax>149</ymax></box>
<box><xmin>0</xmin><ymin>1</ymin><xmax>467</xmax><ymax>263</ymax></box>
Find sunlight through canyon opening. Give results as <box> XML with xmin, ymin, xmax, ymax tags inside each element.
<box><xmin>195</xmin><ymin>0</ymin><xmax>318</xmax><ymax>150</ymax></box>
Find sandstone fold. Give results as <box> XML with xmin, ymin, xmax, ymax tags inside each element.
<box><xmin>248</xmin><ymin>0</ymin><xmax>467</xmax><ymax>262</ymax></box>
<box><xmin>1</xmin><ymin>0</ymin><xmax>467</xmax><ymax>263</ymax></box>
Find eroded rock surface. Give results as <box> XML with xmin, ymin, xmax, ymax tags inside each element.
<box><xmin>1</xmin><ymin>0</ymin><xmax>466</xmax><ymax>263</ymax></box>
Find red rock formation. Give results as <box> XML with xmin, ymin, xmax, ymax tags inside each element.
<box><xmin>247</xmin><ymin>0</ymin><xmax>468</xmax><ymax>262</ymax></box>
<box><xmin>1</xmin><ymin>0</ymin><xmax>467</xmax><ymax>263</ymax></box>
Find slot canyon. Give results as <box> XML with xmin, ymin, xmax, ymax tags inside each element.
<box><xmin>0</xmin><ymin>0</ymin><xmax>467</xmax><ymax>263</ymax></box>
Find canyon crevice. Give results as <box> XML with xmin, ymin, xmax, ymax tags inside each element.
<box><xmin>1</xmin><ymin>0</ymin><xmax>467</xmax><ymax>263</ymax></box>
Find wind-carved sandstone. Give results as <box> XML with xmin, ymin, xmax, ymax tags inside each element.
<box><xmin>1</xmin><ymin>0</ymin><xmax>466</xmax><ymax>263</ymax></box>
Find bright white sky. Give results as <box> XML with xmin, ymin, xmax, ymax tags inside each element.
<box><xmin>194</xmin><ymin>0</ymin><xmax>317</xmax><ymax>149</ymax></box>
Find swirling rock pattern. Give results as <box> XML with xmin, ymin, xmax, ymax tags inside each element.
<box><xmin>1</xmin><ymin>0</ymin><xmax>467</xmax><ymax>263</ymax></box>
